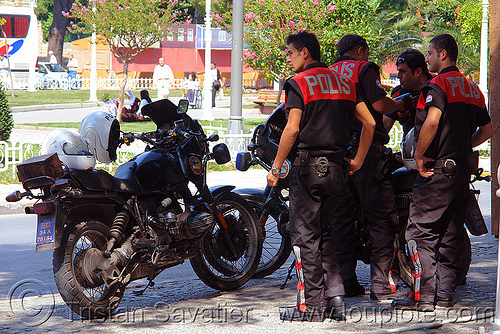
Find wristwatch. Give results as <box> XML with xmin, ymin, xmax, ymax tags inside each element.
<box><xmin>271</xmin><ymin>167</ymin><xmax>280</xmax><ymax>176</ymax></box>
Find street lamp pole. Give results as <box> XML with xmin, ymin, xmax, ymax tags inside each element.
<box><xmin>88</xmin><ymin>30</ymin><xmax>98</xmax><ymax>102</ymax></box>
<box><xmin>201</xmin><ymin>0</ymin><xmax>214</xmax><ymax>120</ymax></box>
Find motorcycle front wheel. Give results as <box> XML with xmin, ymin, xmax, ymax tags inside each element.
<box><xmin>252</xmin><ymin>209</ymin><xmax>291</xmax><ymax>278</ymax></box>
<box><xmin>190</xmin><ymin>192</ymin><xmax>263</xmax><ymax>290</ymax></box>
<box><xmin>53</xmin><ymin>220</ymin><xmax>125</xmax><ymax>319</ymax></box>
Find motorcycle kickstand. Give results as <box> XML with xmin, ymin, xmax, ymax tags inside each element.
<box><xmin>280</xmin><ymin>260</ymin><xmax>296</xmax><ymax>290</ymax></box>
<box><xmin>133</xmin><ymin>279</ymin><xmax>155</xmax><ymax>296</ymax></box>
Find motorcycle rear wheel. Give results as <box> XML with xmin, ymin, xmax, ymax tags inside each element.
<box><xmin>53</xmin><ymin>220</ymin><xmax>125</xmax><ymax>319</ymax></box>
<box><xmin>396</xmin><ymin>222</ymin><xmax>472</xmax><ymax>287</ymax></box>
<box><xmin>190</xmin><ymin>192</ymin><xmax>263</xmax><ymax>290</ymax></box>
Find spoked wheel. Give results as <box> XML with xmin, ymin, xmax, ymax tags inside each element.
<box><xmin>395</xmin><ymin>217</ymin><xmax>472</xmax><ymax>287</ymax></box>
<box><xmin>53</xmin><ymin>220</ymin><xmax>125</xmax><ymax>319</ymax></box>
<box><xmin>190</xmin><ymin>192</ymin><xmax>262</xmax><ymax>290</ymax></box>
<box><xmin>253</xmin><ymin>209</ymin><xmax>291</xmax><ymax>278</ymax></box>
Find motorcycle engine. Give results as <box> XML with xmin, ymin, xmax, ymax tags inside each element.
<box><xmin>151</xmin><ymin>209</ymin><xmax>213</xmax><ymax>240</ymax></box>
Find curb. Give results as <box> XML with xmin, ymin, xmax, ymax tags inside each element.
<box><xmin>11</xmin><ymin>102</ymin><xmax>101</xmax><ymax>113</ymax></box>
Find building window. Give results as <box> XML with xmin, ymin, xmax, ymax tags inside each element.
<box><xmin>178</xmin><ymin>28</ymin><xmax>184</xmax><ymax>42</ymax></box>
<box><xmin>187</xmin><ymin>29</ymin><xmax>194</xmax><ymax>42</ymax></box>
<box><xmin>167</xmin><ymin>34</ymin><xmax>174</xmax><ymax>41</ymax></box>
<box><xmin>218</xmin><ymin>31</ymin><xmax>226</xmax><ymax>41</ymax></box>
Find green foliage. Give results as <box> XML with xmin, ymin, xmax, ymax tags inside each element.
<box><xmin>35</xmin><ymin>0</ymin><xmax>54</xmax><ymax>42</ymax></box>
<box><xmin>457</xmin><ymin>0</ymin><xmax>482</xmax><ymax>50</ymax></box>
<box><xmin>0</xmin><ymin>83</ymin><xmax>13</xmax><ymax>141</ymax></box>
<box><xmin>70</xmin><ymin>0</ymin><xmax>178</xmax><ymax>64</ymax></box>
<box><xmin>213</xmin><ymin>0</ymin><xmax>421</xmax><ymax>82</ymax></box>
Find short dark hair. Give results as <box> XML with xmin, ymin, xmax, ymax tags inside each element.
<box><xmin>337</xmin><ymin>34</ymin><xmax>368</xmax><ymax>56</ymax></box>
<box><xmin>211</xmin><ymin>61</ymin><xmax>216</xmax><ymax>66</ymax></box>
<box><xmin>396</xmin><ymin>49</ymin><xmax>429</xmax><ymax>77</ymax></box>
<box><xmin>286</xmin><ymin>31</ymin><xmax>321</xmax><ymax>62</ymax></box>
<box><xmin>429</xmin><ymin>34</ymin><xmax>458</xmax><ymax>62</ymax></box>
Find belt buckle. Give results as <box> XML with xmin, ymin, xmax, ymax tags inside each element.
<box><xmin>442</xmin><ymin>159</ymin><xmax>456</xmax><ymax>177</ymax></box>
<box><xmin>315</xmin><ymin>157</ymin><xmax>329</xmax><ymax>178</ymax></box>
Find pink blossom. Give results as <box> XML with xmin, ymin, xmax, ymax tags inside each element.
<box><xmin>322</xmin><ymin>13</ymin><xmax>326</xmax><ymax>17</ymax></box>
<box><xmin>259</xmin><ymin>0</ymin><xmax>265</xmax><ymax>4</ymax></box>
<box><xmin>61</xmin><ymin>11</ymin><xmax>70</xmax><ymax>17</ymax></box>
<box><xmin>281</xmin><ymin>27</ymin><xmax>285</xmax><ymax>32</ymax></box>
<box><xmin>297</xmin><ymin>20</ymin><xmax>302</xmax><ymax>26</ymax></box>
<box><xmin>245</xmin><ymin>12</ymin><xmax>256</xmax><ymax>20</ymax></box>
<box><xmin>335</xmin><ymin>19</ymin><xmax>340</xmax><ymax>24</ymax></box>
<box><xmin>125</xmin><ymin>6</ymin><xmax>130</xmax><ymax>10</ymax></box>
<box><xmin>272</xmin><ymin>9</ymin><xmax>277</xmax><ymax>13</ymax></box>
<box><xmin>259</xmin><ymin>25</ymin><xmax>265</xmax><ymax>29</ymax></box>
<box><xmin>268</xmin><ymin>20</ymin><xmax>274</xmax><ymax>25</ymax></box>
<box><xmin>333</xmin><ymin>40</ymin><xmax>339</xmax><ymax>44</ymax></box>
<box><xmin>327</xmin><ymin>4</ymin><xmax>337</xmax><ymax>12</ymax></box>
<box><xmin>289</xmin><ymin>21</ymin><xmax>295</xmax><ymax>28</ymax></box>
<box><xmin>72</xmin><ymin>24</ymin><xmax>77</xmax><ymax>28</ymax></box>
<box><xmin>313</xmin><ymin>0</ymin><xmax>319</xmax><ymax>5</ymax></box>
<box><xmin>274</xmin><ymin>0</ymin><xmax>279</xmax><ymax>4</ymax></box>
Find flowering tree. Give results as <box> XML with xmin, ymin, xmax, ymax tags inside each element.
<box><xmin>70</xmin><ymin>0</ymin><xmax>178</xmax><ymax>121</ymax></box>
<box><xmin>213</xmin><ymin>0</ymin><xmax>420</xmax><ymax>87</ymax></box>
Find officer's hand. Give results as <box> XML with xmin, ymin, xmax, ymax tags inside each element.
<box><xmin>267</xmin><ymin>170</ymin><xmax>279</xmax><ymax>187</ymax></box>
<box><xmin>345</xmin><ymin>157</ymin><xmax>362</xmax><ymax>175</ymax></box>
<box><xmin>416</xmin><ymin>155</ymin><xmax>434</xmax><ymax>178</ymax></box>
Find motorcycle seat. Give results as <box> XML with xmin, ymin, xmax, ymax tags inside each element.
<box><xmin>70</xmin><ymin>164</ymin><xmax>142</xmax><ymax>193</ymax></box>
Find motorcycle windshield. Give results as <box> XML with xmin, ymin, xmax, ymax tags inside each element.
<box><xmin>141</xmin><ymin>99</ymin><xmax>182</xmax><ymax>129</ymax></box>
<box><xmin>141</xmin><ymin>99</ymin><xmax>204</xmax><ymax>134</ymax></box>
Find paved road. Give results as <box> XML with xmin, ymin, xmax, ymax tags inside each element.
<box><xmin>0</xmin><ymin>172</ymin><xmax>497</xmax><ymax>333</ymax></box>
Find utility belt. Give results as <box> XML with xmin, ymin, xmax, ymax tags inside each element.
<box><xmin>293</xmin><ymin>151</ymin><xmax>344</xmax><ymax>178</ymax></box>
<box><xmin>427</xmin><ymin>158</ymin><xmax>469</xmax><ymax>177</ymax></box>
<box><xmin>348</xmin><ymin>143</ymin><xmax>393</xmax><ymax>181</ymax></box>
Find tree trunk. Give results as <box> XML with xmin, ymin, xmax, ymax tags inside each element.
<box><xmin>48</xmin><ymin>0</ymin><xmax>74</xmax><ymax>65</ymax></box>
<box><xmin>117</xmin><ymin>61</ymin><xmax>129</xmax><ymax>122</ymax></box>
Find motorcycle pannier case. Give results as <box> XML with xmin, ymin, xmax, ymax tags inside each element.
<box><xmin>17</xmin><ymin>153</ymin><xmax>64</xmax><ymax>183</ymax></box>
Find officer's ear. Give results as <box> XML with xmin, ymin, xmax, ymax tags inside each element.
<box><xmin>439</xmin><ymin>48</ymin><xmax>448</xmax><ymax>61</ymax></box>
<box><xmin>414</xmin><ymin>67</ymin><xmax>423</xmax><ymax>76</ymax></box>
<box><xmin>300</xmin><ymin>47</ymin><xmax>311</xmax><ymax>60</ymax></box>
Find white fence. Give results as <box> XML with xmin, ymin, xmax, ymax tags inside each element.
<box><xmin>0</xmin><ymin>124</ymin><xmax>403</xmax><ymax>177</ymax></box>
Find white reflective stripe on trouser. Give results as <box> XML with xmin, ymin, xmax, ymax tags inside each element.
<box><xmin>293</xmin><ymin>245</ymin><xmax>306</xmax><ymax>312</ymax></box>
<box><xmin>407</xmin><ymin>240</ymin><xmax>422</xmax><ymax>301</ymax></box>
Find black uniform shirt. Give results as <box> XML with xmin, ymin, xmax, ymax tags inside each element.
<box><xmin>415</xmin><ymin>66</ymin><xmax>491</xmax><ymax>161</ymax></box>
<box><xmin>331</xmin><ymin>55</ymin><xmax>389</xmax><ymax>145</ymax></box>
<box><xmin>284</xmin><ymin>62</ymin><xmax>358</xmax><ymax>162</ymax></box>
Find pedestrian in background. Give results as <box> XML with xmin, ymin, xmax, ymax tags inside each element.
<box><xmin>66</xmin><ymin>53</ymin><xmax>78</xmax><ymax>89</ymax></box>
<box><xmin>153</xmin><ymin>57</ymin><xmax>174</xmax><ymax>100</ymax></box>
<box><xmin>210</xmin><ymin>62</ymin><xmax>222</xmax><ymax>107</ymax></box>
<box><xmin>0</xmin><ymin>54</ymin><xmax>9</xmax><ymax>87</ymax></box>
<box><xmin>49</xmin><ymin>51</ymin><xmax>57</xmax><ymax>64</ymax></box>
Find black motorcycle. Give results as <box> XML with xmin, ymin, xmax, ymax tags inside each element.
<box><xmin>6</xmin><ymin>99</ymin><xmax>262</xmax><ymax>319</ymax></box>
<box><xmin>235</xmin><ymin>103</ymin><xmax>489</xmax><ymax>286</ymax></box>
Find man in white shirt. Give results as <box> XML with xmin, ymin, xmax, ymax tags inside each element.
<box><xmin>66</xmin><ymin>53</ymin><xmax>78</xmax><ymax>89</ymax></box>
<box><xmin>0</xmin><ymin>54</ymin><xmax>9</xmax><ymax>87</ymax></box>
<box><xmin>152</xmin><ymin>57</ymin><xmax>174</xmax><ymax>99</ymax></box>
<box><xmin>49</xmin><ymin>51</ymin><xmax>57</xmax><ymax>64</ymax></box>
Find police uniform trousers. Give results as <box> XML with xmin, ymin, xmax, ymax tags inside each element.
<box><xmin>289</xmin><ymin>161</ymin><xmax>345</xmax><ymax>311</ymax></box>
<box><xmin>332</xmin><ymin>145</ymin><xmax>398</xmax><ymax>294</ymax></box>
<box><xmin>406</xmin><ymin>163</ymin><xmax>470</xmax><ymax>303</ymax></box>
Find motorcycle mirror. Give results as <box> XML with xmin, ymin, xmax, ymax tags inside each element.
<box><xmin>177</xmin><ymin>99</ymin><xmax>189</xmax><ymax>114</ymax></box>
<box><xmin>208</xmin><ymin>134</ymin><xmax>219</xmax><ymax>142</ymax></box>
<box><xmin>235</xmin><ymin>152</ymin><xmax>252</xmax><ymax>171</ymax></box>
<box><xmin>212</xmin><ymin>143</ymin><xmax>231</xmax><ymax>165</ymax></box>
<box><xmin>6</xmin><ymin>190</ymin><xmax>23</xmax><ymax>202</ymax></box>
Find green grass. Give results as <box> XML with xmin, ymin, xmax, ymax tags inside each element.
<box><xmin>6</xmin><ymin>89</ymin><xmax>186</xmax><ymax>107</ymax></box>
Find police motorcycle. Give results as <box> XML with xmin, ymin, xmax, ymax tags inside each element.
<box><xmin>235</xmin><ymin>103</ymin><xmax>489</xmax><ymax>286</ymax></box>
<box><xmin>5</xmin><ymin>99</ymin><xmax>262</xmax><ymax>319</ymax></box>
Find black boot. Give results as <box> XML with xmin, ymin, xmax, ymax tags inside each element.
<box><xmin>392</xmin><ymin>296</ymin><xmax>435</xmax><ymax>312</ymax></box>
<box><xmin>324</xmin><ymin>296</ymin><xmax>346</xmax><ymax>321</ymax></box>
<box><xmin>344</xmin><ymin>280</ymin><xmax>365</xmax><ymax>297</ymax></box>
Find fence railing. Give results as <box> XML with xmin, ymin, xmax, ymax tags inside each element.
<box><xmin>0</xmin><ymin>123</ymin><xmax>404</xmax><ymax>177</ymax></box>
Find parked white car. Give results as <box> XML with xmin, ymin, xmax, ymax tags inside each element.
<box><xmin>37</xmin><ymin>62</ymin><xmax>81</xmax><ymax>90</ymax></box>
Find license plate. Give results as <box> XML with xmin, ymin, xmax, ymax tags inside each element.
<box><xmin>36</xmin><ymin>216</ymin><xmax>55</xmax><ymax>246</ymax></box>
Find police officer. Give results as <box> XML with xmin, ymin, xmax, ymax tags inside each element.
<box><xmin>383</xmin><ymin>49</ymin><xmax>433</xmax><ymax>136</ymax></box>
<box><xmin>392</xmin><ymin>34</ymin><xmax>493</xmax><ymax>311</ymax></box>
<box><xmin>269</xmin><ymin>31</ymin><xmax>375</xmax><ymax>321</ymax></box>
<box><xmin>330</xmin><ymin>34</ymin><xmax>408</xmax><ymax>300</ymax></box>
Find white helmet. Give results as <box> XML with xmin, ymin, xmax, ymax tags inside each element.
<box><xmin>41</xmin><ymin>129</ymin><xmax>96</xmax><ymax>170</ymax></box>
<box><xmin>79</xmin><ymin>111</ymin><xmax>120</xmax><ymax>163</ymax></box>
<box><xmin>401</xmin><ymin>127</ymin><xmax>417</xmax><ymax>171</ymax></box>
